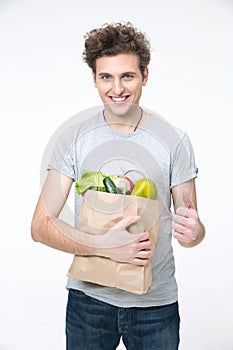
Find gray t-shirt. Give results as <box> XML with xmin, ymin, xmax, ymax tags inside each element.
<box><xmin>48</xmin><ymin>110</ymin><xmax>198</xmax><ymax>307</ymax></box>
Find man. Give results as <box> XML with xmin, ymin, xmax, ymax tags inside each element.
<box><xmin>31</xmin><ymin>22</ymin><xmax>205</xmax><ymax>349</ymax></box>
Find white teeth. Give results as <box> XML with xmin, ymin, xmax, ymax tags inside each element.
<box><xmin>112</xmin><ymin>96</ymin><xmax>126</xmax><ymax>102</ymax></box>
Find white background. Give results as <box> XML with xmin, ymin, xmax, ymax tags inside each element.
<box><xmin>0</xmin><ymin>0</ymin><xmax>233</xmax><ymax>349</ymax></box>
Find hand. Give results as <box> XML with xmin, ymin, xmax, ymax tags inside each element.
<box><xmin>172</xmin><ymin>190</ymin><xmax>199</xmax><ymax>245</ymax></box>
<box><xmin>98</xmin><ymin>215</ymin><xmax>152</xmax><ymax>266</ymax></box>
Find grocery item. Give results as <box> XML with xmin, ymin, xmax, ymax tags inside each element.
<box><xmin>131</xmin><ymin>178</ymin><xmax>158</xmax><ymax>199</ymax></box>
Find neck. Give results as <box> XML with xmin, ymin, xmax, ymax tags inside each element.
<box><xmin>103</xmin><ymin>105</ymin><xmax>144</xmax><ymax>134</ymax></box>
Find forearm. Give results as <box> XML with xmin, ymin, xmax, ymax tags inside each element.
<box><xmin>31</xmin><ymin>213</ymin><xmax>152</xmax><ymax>266</ymax></box>
<box><xmin>31</xmin><ymin>214</ymin><xmax>105</xmax><ymax>256</ymax></box>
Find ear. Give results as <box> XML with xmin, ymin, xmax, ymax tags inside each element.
<box><xmin>92</xmin><ymin>71</ymin><xmax>97</xmax><ymax>87</ymax></box>
<box><xmin>142</xmin><ymin>67</ymin><xmax>149</xmax><ymax>86</ymax></box>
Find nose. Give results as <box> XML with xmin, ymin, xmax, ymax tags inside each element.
<box><xmin>112</xmin><ymin>78</ymin><xmax>124</xmax><ymax>95</ymax></box>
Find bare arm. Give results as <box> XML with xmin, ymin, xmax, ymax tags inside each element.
<box><xmin>31</xmin><ymin>170</ymin><xmax>152</xmax><ymax>265</ymax></box>
<box><xmin>171</xmin><ymin>179</ymin><xmax>205</xmax><ymax>247</ymax></box>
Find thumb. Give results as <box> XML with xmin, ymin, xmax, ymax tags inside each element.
<box><xmin>113</xmin><ymin>215</ymin><xmax>141</xmax><ymax>230</ymax></box>
<box><xmin>182</xmin><ymin>189</ymin><xmax>195</xmax><ymax>209</ymax></box>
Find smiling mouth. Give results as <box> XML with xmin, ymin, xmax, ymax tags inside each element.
<box><xmin>110</xmin><ymin>95</ymin><xmax>129</xmax><ymax>103</ymax></box>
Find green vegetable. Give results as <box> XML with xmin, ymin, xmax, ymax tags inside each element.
<box><xmin>76</xmin><ymin>170</ymin><xmax>119</xmax><ymax>195</ymax></box>
<box><xmin>103</xmin><ymin>177</ymin><xmax>118</xmax><ymax>194</ymax></box>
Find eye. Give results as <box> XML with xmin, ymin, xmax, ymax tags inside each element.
<box><xmin>101</xmin><ymin>74</ymin><xmax>111</xmax><ymax>80</ymax></box>
<box><xmin>123</xmin><ymin>74</ymin><xmax>134</xmax><ymax>80</ymax></box>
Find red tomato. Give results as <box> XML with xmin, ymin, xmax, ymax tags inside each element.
<box><xmin>124</xmin><ymin>176</ymin><xmax>134</xmax><ymax>194</ymax></box>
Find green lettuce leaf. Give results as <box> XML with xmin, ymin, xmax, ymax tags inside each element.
<box><xmin>76</xmin><ymin>170</ymin><xmax>119</xmax><ymax>195</ymax></box>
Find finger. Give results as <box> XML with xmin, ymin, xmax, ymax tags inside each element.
<box><xmin>173</xmin><ymin>231</ymin><xmax>189</xmax><ymax>243</ymax></box>
<box><xmin>173</xmin><ymin>214</ymin><xmax>191</xmax><ymax>226</ymax></box>
<box><xmin>173</xmin><ymin>215</ymin><xmax>198</xmax><ymax>232</ymax></box>
<box><xmin>136</xmin><ymin>249</ymin><xmax>152</xmax><ymax>259</ymax></box>
<box><xmin>173</xmin><ymin>222</ymin><xmax>192</xmax><ymax>235</ymax></box>
<box><xmin>175</xmin><ymin>207</ymin><xmax>198</xmax><ymax>219</ymax></box>
<box><xmin>173</xmin><ymin>230</ymin><xmax>196</xmax><ymax>243</ymax></box>
<box><xmin>113</xmin><ymin>215</ymin><xmax>141</xmax><ymax>230</ymax></box>
<box><xmin>131</xmin><ymin>257</ymin><xmax>150</xmax><ymax>266</ymax></box>
<box><xmin>182</xmin><ymin>189</ymin><xmax>195</xmax><ymax>209</ymax></box>
<box><xmin>138</xmin><ymin>238</ymin><xmax>151</xmax><ymax>249</ymax></box>
<box><xmin>137</xmin><ymin>230</ymin><xmax>150</xmax><ymax>241</ymax></box>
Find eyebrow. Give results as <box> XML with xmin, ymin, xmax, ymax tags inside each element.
<box><xmin>98</xmin><ymin>72</ymin><xmax>111</xmax><ymax>77</ymax></box>
<box><xmin>98</xmin><ymin>71</ymin><xmax>137</xmax><ymax>77</ymax></box>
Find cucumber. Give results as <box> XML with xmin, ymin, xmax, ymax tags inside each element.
<box><xmin>103</xmin><ymin>177</ymin><xmax>118</xmax><ymax>194</ymax></box>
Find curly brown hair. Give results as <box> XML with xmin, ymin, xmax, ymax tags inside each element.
<box><xmin>83</xmin><ymin>22</ymin><xmax>151</xmax><ymax>77</ymax></box>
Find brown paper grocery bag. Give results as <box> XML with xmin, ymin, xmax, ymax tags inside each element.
<box><xmin>67</xmin><ymin>190</ymin><xmax>163</xmax><ymax>294</ymax></box>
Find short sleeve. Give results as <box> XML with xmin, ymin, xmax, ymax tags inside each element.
<box><xmin>47</xmin><ymin>127</ymin><xmax>76</xmax><ymax>181</ymax></box>
<box><xmin>170</xmin><ymin>132</ymin><xmax>198</xmax><ymax>188</ymax></box>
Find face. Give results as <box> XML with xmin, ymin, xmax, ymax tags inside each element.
<box><xmin>93</xmin><ymin>53</ymin><xmax>148</xmax><ymax>117</ymax></box>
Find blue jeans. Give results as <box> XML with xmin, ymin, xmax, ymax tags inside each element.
<box><xmin>66</xmin><ymin>289</ymin><xmax>180</xmax><ymax>350</ymax></box>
